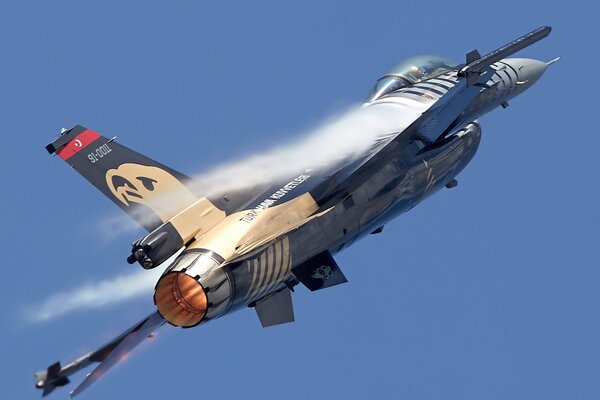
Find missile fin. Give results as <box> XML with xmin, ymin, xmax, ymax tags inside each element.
<box><xmin>466</xmin><ymin>49</ymin><xmax>481</xmax><ymax>64</ymax></box>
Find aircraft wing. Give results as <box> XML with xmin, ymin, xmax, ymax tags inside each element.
<box><xmin>308</xmin><ymin>75</ymin><xmax>482</xmax><ymax>209</ymax></box>
<box><xmin>35</xmin><ymin>312</ymin><xmax>165</xmax><ymax>397</ymax></box>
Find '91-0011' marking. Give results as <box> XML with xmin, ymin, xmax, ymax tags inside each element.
<box><xmin>87</xmin><ymin>143</ymin><xmax>112</xmax><ymax>163</ymax></box>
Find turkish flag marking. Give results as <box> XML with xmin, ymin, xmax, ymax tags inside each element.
<box><xmin>57</xmin><ymin>130</ymin><xmax>101</xmax><ymax>160</ymax></box>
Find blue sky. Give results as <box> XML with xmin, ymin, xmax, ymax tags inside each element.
<box><xmin>2</xmin><ymin>1</ymin><xmax>599</xmax><ymax>399</ymax></box>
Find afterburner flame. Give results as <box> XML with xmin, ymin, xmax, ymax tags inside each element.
<box><xmin>154</xmin><ymin>272</ymin><xmax>207</xmax><ymax>327</ymax></box>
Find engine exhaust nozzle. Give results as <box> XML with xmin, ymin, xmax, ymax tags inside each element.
<box><xmin>154</xmin><ymin>272</ymin><xmax>207</xmax><ymax>327</ymax></box>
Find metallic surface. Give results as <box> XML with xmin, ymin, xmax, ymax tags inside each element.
<box><xmin>156</xmin><ymin>249</ymin><xmax>233</xmax><ymax>324</ymax></box>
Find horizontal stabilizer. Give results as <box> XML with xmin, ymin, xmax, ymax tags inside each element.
<box><xmin>254</xmin><ymin>288</ymin><xmax>295</xmax><ymax>327</ymax></box>
<box><xmin>292</xmin><ymin>251</ymin><xmax>347</xmax><ymax>291</ymax></box>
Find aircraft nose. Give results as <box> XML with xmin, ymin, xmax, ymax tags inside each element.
<box><xmin>503</xmin><ymin>58</ymin><xmax>548</xmax><ymax>92</ymax></box>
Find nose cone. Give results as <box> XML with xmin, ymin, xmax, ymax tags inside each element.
<box><xmin>503</xmin><ymin>58</ymin><xmax>548</xmax><ymax>94</ymax></box>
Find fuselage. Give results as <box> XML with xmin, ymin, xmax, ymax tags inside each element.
<box><xmin>154</xmin><ymin>57</ymin><xmax>550</xmax><ymax>327</ymax></box>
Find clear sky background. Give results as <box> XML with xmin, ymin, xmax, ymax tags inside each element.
<box><xmin>1</xmin><ymin>1</ymin><xmax>598</xmax><ymax>399</ymax></box>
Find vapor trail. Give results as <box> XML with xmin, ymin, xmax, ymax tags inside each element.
<box><xmin>187</xmin><ymin>102</ymin><xmax>421</xmax><ymax>195</ymax></box>
<box><xmin>24</xmin><ymin>252</ymin><xmax>181</xmax><ymax>322</ymax></box>
<box><xmin>106</xmin><ymin>101</ymin><xmax>425</xmax><ymax>233</ymax></box>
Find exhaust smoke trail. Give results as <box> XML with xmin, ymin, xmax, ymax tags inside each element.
<box><xmin>24</xmin><ymin>251</ymin><xmax>181</xmax><ymax>322</ymax></box>
<box><xmin>25</xmin><ymin>269</ymin><xmax>161</xmax><ymax>322</ymax></box>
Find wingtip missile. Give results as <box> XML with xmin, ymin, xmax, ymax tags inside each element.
<box><xmin>459</xmin><ymin>26</ymin><xmax>553</xmax><ymax>86</ymax></box>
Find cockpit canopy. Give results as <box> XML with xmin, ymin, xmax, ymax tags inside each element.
<box><xmin>367</xmin><ymin>55</ymin><xmax>459</xmax><ymax>102</ymax></box>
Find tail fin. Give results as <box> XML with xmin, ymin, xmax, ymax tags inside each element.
<box><xmin>46</xmin><ymin>125</ymin><xmax>199</xmax><ymax>231</ymax></box>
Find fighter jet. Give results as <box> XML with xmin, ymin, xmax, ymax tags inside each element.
<box><xmin>35</xmin><ymin>26</ymin><xmax>556</xmax><ymax>396</ymax></box>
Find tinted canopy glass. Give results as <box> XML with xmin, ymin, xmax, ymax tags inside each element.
<box><xmin>367</xmin><ymin>55</ymin><xmax>459</xmax><ymax>102</ymax></box>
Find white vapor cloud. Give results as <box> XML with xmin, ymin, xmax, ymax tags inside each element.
<box><xmin>187</xmin><ymin>102</ymin><xmax>423</xmax><ymax>195</ymax></box>
<box><xmin>106</xmin><ymin>101</ymin><xmax>426</xmax><ymax>233</ymax></box>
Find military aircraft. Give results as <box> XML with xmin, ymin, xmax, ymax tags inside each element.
<box><xmin>35</xmin><ymin>26</ymin><xmax>555</xmax><ymax>397</ymax></box>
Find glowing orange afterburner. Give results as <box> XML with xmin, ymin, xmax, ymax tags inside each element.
<box><xmin>154</xmin><ymin>272</ymin><xmax>207</xmax><ymax>327</ymax></box>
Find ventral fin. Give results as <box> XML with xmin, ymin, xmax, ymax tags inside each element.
<box><xmin>254</xmin><ymin>288</ymin><xmax>295</xmax><ymax>328</ymax></box>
